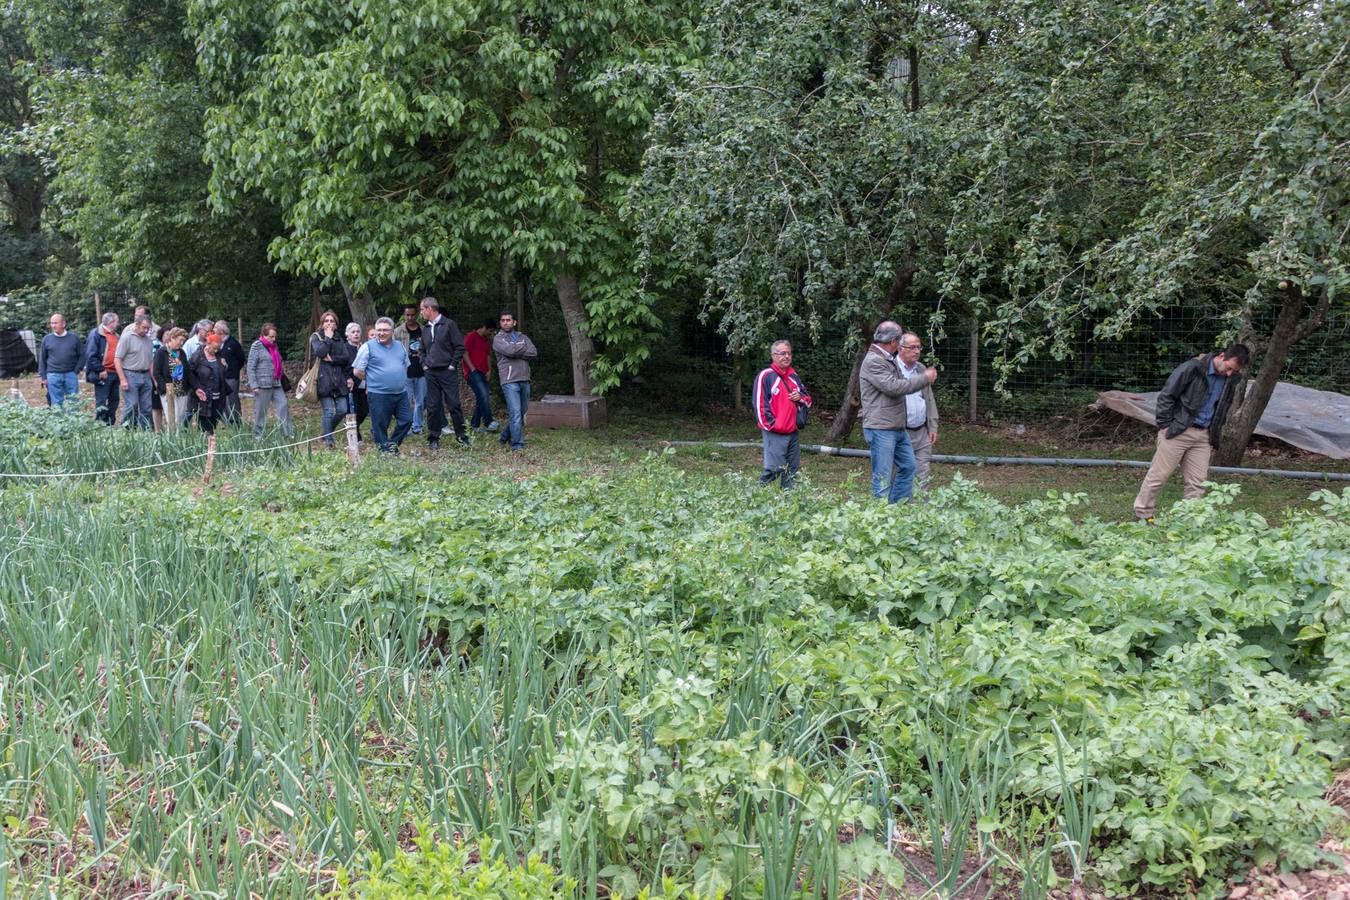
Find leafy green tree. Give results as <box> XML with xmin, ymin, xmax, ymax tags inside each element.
<box><xmin>0</xmin><ymin>10</ymin><xmax>46</xmax><ymax>292</ymax></box>
<box><xmin>638</xmin><ymin>0</ymin><xmax>1007</xmax><ymax>438</ymax></box>
<box><xmin>18</xmin><ymin>0</ymin><xmax>278</xmax><ymax>319</ymax></box>
<box><xmin>193</xmin><ymin>0</ymin><xmax>697</xmax><ymax>394</ymax></box>
<box><xmin>644</xmin><ymin>0</ymin><xmax>1346</xmax><ymax>453</ymax></box>
<box><xmin>939</xmin><ymin>0</ymin><xmax>1348</xmax><ymax>463</ymax></box>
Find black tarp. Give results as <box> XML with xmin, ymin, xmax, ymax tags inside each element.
<box><xmin>1096</xmin><ymin>382</ymin><xmax>1350</xmax><ymax>460</ymax></box>
<box><xmin>0</xmin><ymin>329</ymin><xmax>37</xmax><ymax>378</ymax></box>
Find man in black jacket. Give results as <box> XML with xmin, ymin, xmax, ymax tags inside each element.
<box><xmin>213</xmin><ymin>320</ymin><xmax>247</xmax><ymax>423</ymax></box>
<box><xmin>1132</xmin><ymin>343</ymin><xmax>1250</xmax><ymax>522</ymax></box>
<box><xmin>417</xmin><ymin>296</ymin><xmax>470</xmax><ymax>449</ymax></box>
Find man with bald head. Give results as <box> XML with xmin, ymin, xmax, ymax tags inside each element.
<box><xmin>753</xmin><ymin>339</ymin><xmax>812</xmax><ymax>488</ymax></box>
<box><xmin>38</xmin><ymin>313</ymin><xmax>82</xmax><ymax>409</ymax></box>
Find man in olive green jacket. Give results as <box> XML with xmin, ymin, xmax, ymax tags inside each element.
<box><xmin>858</xmin><ymin>320</ymin><xmax>937</xmax><ymax>503</ymax></box>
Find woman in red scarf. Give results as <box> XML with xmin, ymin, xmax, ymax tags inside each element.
<box><xmin>245</xmin><ymin>323</ymin><xmax>294</xmax><ymax>439</ymax></box>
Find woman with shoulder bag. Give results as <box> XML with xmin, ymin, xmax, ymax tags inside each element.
<box><xmin>247</xmin><ymin>322</ymin><xmax>294</xmax><ymax>440</ymax></box>
<box><xmin>153</xmin><ymin>327</ymin><xmax>190</xmax><ymax>431</ymax></box>
<box><xmin>309</xmin><ymin>310</ymin><xmax>355</xmax><ymax>447</ymax></box>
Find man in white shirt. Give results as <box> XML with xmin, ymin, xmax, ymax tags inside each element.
<box><xmin>896</xmin><ymin>332</ymin><xmax>939</xmax><ymax>494</ymax></box>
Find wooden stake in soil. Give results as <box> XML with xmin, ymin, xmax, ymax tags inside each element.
<box><xmin>345</xmin><ymin>414</ymin><xmax>360</xmax><ymax>466</ymax></box>
<box><xmin>204</xmin><ymin>434</ymin><xmax>217</xmax><ymax>484</ymax></box>
<box><xmin>968</xmin><ymin>320</ymin><xmax>979</xmax><ymax>422</ymax></box>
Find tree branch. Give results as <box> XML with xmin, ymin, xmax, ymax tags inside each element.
<box><xmin>1291</xmin><ymin>283</ymin><xmax>1330</xmax><ymax>343</ymax></box>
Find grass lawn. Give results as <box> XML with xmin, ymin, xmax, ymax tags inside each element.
<box><xmin>4</xmin><ymin>374</ymin><xmax>1344</xmax><ymax>521</ymax></box>
<box><xmin>515</xmin><ymin>402</ymin><xmax>1348</xmax><ymax>523</ymax></box>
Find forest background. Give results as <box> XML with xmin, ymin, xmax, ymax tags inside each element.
<box><xmin>0</xmin><ymin>0</ymin><xmax>1346</xmax><ymax>462</ymax></box>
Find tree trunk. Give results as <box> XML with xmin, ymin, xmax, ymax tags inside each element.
<box><xmin>556</xmin><ymin>269</ymin><xmax>596</xmax><ymax>396</ymax></box>
<box><xmin>823</xmin><ymin>266</ymin><xmax>913</xmax><ymax>443</ymax></box>
<box><xmin>500</xmin><ymin>252</ymin><xmax>515</xmax><ymax>311</ymax></box>
<box><xmin>1213</xmin><ymin>283</ymin><xmax>1319</xmax><ymax>466</ymax></box>
<box><xmin>4</xmin><ymin>172</ymin><xmax>43</xmax><ymax>237</ymax></box>
<box><xmin>340</xmin><ymin>282</ymin><xmax>378</xmax><ymax>330</ymax></box>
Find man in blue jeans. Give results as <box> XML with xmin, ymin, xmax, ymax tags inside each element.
<box><xmin>492</xmin><ymin>312</ymin><xmax>538</xmax><ymax>451</ymax></box>
<box><xmin>353</xmin><ymin>317</ymin><xmax>413</xmax><ymax>453</ymax></box>
<box><xmin>857</xmin><ymin>320</ymin><xmax>937</xmax><ymax>503</ymax></box>
<box><xmin>463</xmin><ymin>317</ymin><xmax>499</xmax><ymax>432</ymax></box>
<box><xmin>114</xmin><ymin>314</ymin><xmax>156</xmax><ymax>429</ymax></box>
<box><xmin>38</xmin><ymin>313</ymin><xmax>82</xmax><ymax>409</ymax></box>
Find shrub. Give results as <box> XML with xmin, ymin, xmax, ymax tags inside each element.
<box><xmin>331</xmin><ymin>837</ymin><xmax>571</xmax><ymax>899</ymax></box>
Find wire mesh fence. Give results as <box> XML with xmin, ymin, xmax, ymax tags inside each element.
<box><xmin>628</xmin><ymin>301</ymin><xmax>1350</xmax><ymax>427</ymax></box>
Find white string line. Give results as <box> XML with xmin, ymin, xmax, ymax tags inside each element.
<box><xmin>0</xmin><ymin>432</ymin><xmax>330</xmax><ymax>479</ymax></box>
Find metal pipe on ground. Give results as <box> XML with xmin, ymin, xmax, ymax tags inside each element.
<box><xmin>667</xmin><ymin>441</ymin><xmax>1350</xmax><ymax>482</ymax></box>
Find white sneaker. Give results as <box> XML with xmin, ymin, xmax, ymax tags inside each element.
<box><xmin>487</xmin><ymin>421</ymin><xmax>500</xmax><ymax>431</ymax></box>
<box><xmin>441</xmin><ymin>426</ymin><xmax>452</xmax><ymax>435</ymax></box>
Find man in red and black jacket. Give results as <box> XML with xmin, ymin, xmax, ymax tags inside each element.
<box><xmin>753</xmin><ymin>340</ymin><xmax>813</xmax><ymax>489</ymax></box>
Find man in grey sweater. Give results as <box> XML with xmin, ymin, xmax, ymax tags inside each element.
<box><xmin>493</xmin><ymin>311</ymin><xmax>538</xmax><ymax>451</ymax></box>
<box><xmin>114</xmin><ymin>314</ymin><xmax>156</xmax><ymax>429</ymax></box>
<box><xmin>38</xmin><ymin>313</ymin><xmax>83</xmax><ymax>409</ymax></box>
<box><xmin>858</xmin><ymin>320</ymin><xmax>937</xmax><ymax>503</ymax></box>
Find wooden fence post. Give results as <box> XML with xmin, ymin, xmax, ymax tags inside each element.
<box><xmin>968</xmin><ymin>321</ymin><xmax>979</xmax><ymax>422</ymax></box>
<box><xmin>732</xmin><ymin>352</ymin><xmax>743</xmax><ymax>410</ymax></box>
<box><xmin>345</xmin><ymin>413</ymin><xmax>360</xmax><ymax>466</ymax></box>
<box><xmin>204</xmin><ymin>434</ymin><xmax>217</xmax><ymax>483</ymax></box>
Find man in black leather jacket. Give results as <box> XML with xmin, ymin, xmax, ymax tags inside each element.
<box><xmin>1132</xmin><ymin>343</ymin><xmax>1249</xmax><ymax>522</ymax></box>
<box><xmin>417</xmin><ymin>295</ymin><xmax>470</xmax><ymax>449</ymax></box>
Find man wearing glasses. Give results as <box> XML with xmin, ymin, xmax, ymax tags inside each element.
<box><xmin>752</xmin><ymin>340</ymin><xmax>812</xmax><ymax>488</ymax></box>
<box><xmin>897</xmin><ymin>332</ymin><xmax>939</xmax><ymax>494</ymax></box>
<box><xmin>859</xmin><ymin>321</ymin><xmax>937</xmax><ymax>503</ymax></box>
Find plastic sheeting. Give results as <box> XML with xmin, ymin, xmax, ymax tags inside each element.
<box><xmin>1096</xmin><ymin>382</ymin><xmax>1350</xmax><ymax>460</ymax></box>
<box><xmin>0</xmin><ymin>329</ymin><xmax>36</xmax><ymax>378</ymax></box>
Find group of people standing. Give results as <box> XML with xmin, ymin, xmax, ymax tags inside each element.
<box><xmin>48</xmin><ymin>307</ymin><xmax>253</xmax><ymax>434</ymax></box>
<box><xmin>753</xmin><ymin>320</ymin><xmax>938</xmax><ymax>501</ymax></box>
<box><xmin>35</xmin><ymin>298</ymin><xmax>540</xmax><ymax>455</ymax></box>
<box><xmin>753</xmin><ymin>319</ymin><xmax>1251</xmax><ymax>521</ymax></box>
<box><xmin>328</xmin><ymin>298</ymin><xmax>537</xmax><ymax>454</ymax></box>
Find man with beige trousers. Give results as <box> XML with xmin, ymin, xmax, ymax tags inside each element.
<box><xmin>896</xmin><ymin>332</ymin><xmax>939</xmax><ymax>494</ymax></box>
<box><xmin>1133</xmin><ymin>344</ymin><xmax>1250</xmax><ymax>523</ymax></box>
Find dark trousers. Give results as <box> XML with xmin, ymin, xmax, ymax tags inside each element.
<box><xmin>223</xmin><ymin>379</ymin><xmax>241</xmax><ymax>423</ymax></box>
<box><xmin>760</xmin><ymin>430</ymin><xmax>801</xmax><ymax>489</ymax></box>
<box><xmin>424</xmin><ymin>367</ymin><xmax>465</xmax><ymax>440</ymax></box>
<box><xmin>93</xmin><ymin>376</ymin><xmax>120</xmax><ymax>425</ymax></box>
<box><xmin>468</xmin><ymin>370</ymin><xmax>494</xmax><ymax>428</ymax></box>
<box><xmin>351</xmin><ymin>388</ymin><xmax>369</xmax><ymax>438</ymax></box>
<box><xmin>368</xmin><ymin>390</ymin><xmax>413</xmax><ymax>452</ymax></box>
<box><xmin>197</xmin><ymin>398</ymin><xmax>227</xmax><ymax>435</ymax></box>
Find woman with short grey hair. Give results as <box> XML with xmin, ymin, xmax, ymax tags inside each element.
<box><xmin>345</xmin><ymin>322</ymin><xmax>369</xmax><ymax>441</ymax></box>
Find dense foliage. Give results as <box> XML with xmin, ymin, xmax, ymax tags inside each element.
<box><xmin>2</xmin><ymin>0</ymin><xmax>1342</xmax><ymax>446</ymax></box>
<box><xmin>0</xmin><ymin>412</ymin><xmax>1346</xmax><ymax>896</ymax></box>
<box><xmin>636</xmin><ymin>0</ymin><xmax>1348</xmax><ymax>439</ymax></box>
